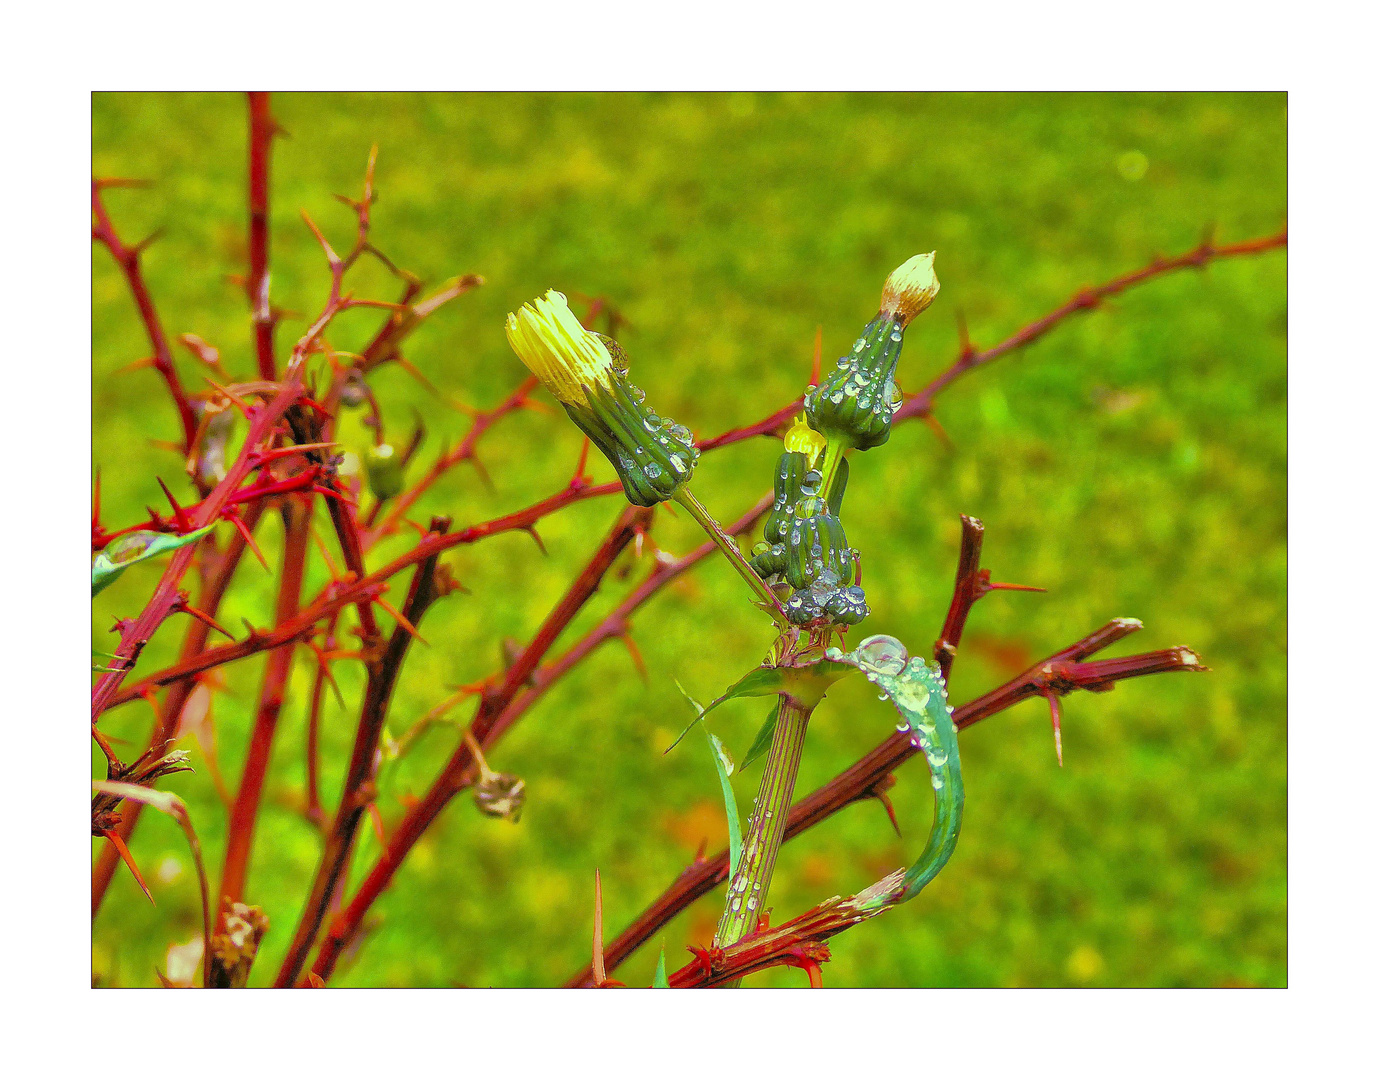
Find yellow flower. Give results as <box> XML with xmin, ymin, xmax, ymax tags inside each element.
<box><xmin>783</xmin><ymin>416</ymin><xmax>826</xmax><ymax>466</ymax></box>
<box><xmin>503</xmin><ymin>288</ymin><xmax>699</xmax><ymax>506</ymax></box>
<box><xmin>505</xmin><ymin>290</ymin><xmax>615</xmax><ymax>407</ymax></box>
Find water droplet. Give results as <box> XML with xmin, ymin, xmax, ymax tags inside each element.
<box><xmin>829</xmin><ymin>389</ymin><xmax>845</xmax><ymax>404</ymax></box>
<box><xmin>644</xmin><ymin>412</ymin><xmax>661</xmax><ymax>429</ymax></box>
<box><xmin>853</xmin><ymin>339</ymin><xmax>865</xmax><ymax>353</ymax></box>
<box><xmin>799</xmin><ymin>470</ymin><xmax>822</xmax><ymax>497</ymax></box>
<box><xmin>890</xmin><ymin>327</ymin><xmax>903</xmax><ymax>342</ymax></box>
<box><xmin>854</xmin><ymin>634</ymin><xmax>908</xmax><ymax>676</ymax></box>
<box><xmin>746</xmin><ymin>897</ymin><xmax>757</xmax><ymax>910</ymax></box>
<box><xmin>644</xmin><ymin>462</ymin><xmax>663</xmax><ymax>479</ymax></box>
<box><xmin>668</xmin><ymin>453</ymin><xmax>688</xmax><ymax>478</ymax></box>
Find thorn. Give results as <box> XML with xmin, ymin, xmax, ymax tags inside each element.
<box><xmin>155</xmin><ymin>477</ymin><xmax>193</xmax><ymax>532</ymax></box>
<box><xmin>103</xmin><ymin>829</ymin><xmax>154</xmax><ymax>905</ymax></box>
<box><xmin>470</xmin><ymin>452</ymin><xmax>495</xmax><ymax>493</ymax></box>
<box><xmin>1044</xmin><ymin>691</ymin><xmax>1064</xmax><ymax>767</ymax></box>
<box><xmin>921</xmin><ymin>412</ymin><xmax>953</xmax><ymax>449</ymax></box>
<box><xmin>592</xmin><ymin>869</ymin><xmax>607</xmax><ymax>987</ymax></box>
<box><xmin>113</xmin><ymin>356</ymin><xmax>158</xmax><ymax>376</ymax></box>
<box><xmin>754</xmin><ymin>911</ymin><xmax>772</xmax><ymax>934</ymax></box>
<box><xmin>571</xmin><ymin>437</ymin><xmax>592</xmax><ymax>486</ymax></box>
<box><xmin>809</xmin><ymin>324</ymin><xmax>823</xmax><ymax>386</ymax></box>
<box><xmin>177</xmin><ymin>599</ymin><xmax>231</xmax><ymax>639</ymax></box>
<box><xmin>225</xmin><ymin>511</ymin><xmax>270</xmax><ymax>571</ymax></box>
<box><xmin>309</xmin><ymin>524</ymin><xmax>341</xmax><ymax>578</ymax></box>
<box><xmin>202</xmin><ymin>376</ymin><xmax>255</xmax><ymax>414</ymax></box>
<box><xmin>875</xmin><ymin>787</ymin><xmax>902</xmax><ymax>838</ymax></box>
<box><xmin>984</xmin><ymin>578</ymin><xmax>1047</xmax><ymax>594</ymax></box>
<box><xmin>524</xmin><ymin>525</ymin><xmax>548</xmax><ymax>557</ymax></box>
<box><xmin>620</xmin><ymin>631</ymin><xmax>648</xmax><ymax>683</ymax></box>
<box><xmin>375</xmin><ymin>596</ymin><xmax>428</xmax><ymax>646</ymax></box>
<box><xmin>93</xmin><ymin>469</ymin><xmax>103</xmax><ymax>527</ymax></box>
<box><xmin>394</xmin><ymin>355</ymin><xmax>444</xmax><ymax>398</ymax></box>
<box><xmin>131</xmin><ymin>228</ymin><xmax>165</xmax><ymax>256</ymax></box>
<box><xmin>300</xmin><ymin>210</ymin><xmax>339</xmax><ymax>265</ymax></box>
<box><xmin>367</xmin><ymin>802</ymin><xmax>386</xmax><ymax>845</ymax></box>
<box><xmin>692</xmin><ymin>837</ymin><xmax>708</xmax><ymax>865</ymax></box>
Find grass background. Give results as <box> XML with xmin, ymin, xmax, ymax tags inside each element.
<box><xmin>92</xmin><ymin>92</ymin><xmax>1286</xmax><ymax>988</ymax></box>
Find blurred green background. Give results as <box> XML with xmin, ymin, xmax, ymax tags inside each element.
<box><xmin>92</xmin><ymin>92</ymin><xmax>1286</xmax><ymax>988</ymax></box>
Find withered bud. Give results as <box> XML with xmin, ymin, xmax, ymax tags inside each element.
<box><xmin>474</xmin><ymin>772</ymin><xmax>527</xmax><ymax>823</ymax></box>
<box><xmin>208</xmin><ymin>902</ymin><xmax>270</xmax><ymax>989</ymax></box>
<box><xmin>879</xmin><ymin>251</ymin><xmax>940</xmax><ymax>327</ymax></box>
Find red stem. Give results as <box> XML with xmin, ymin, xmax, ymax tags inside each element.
<box><xmin>218</xmin><ymin>500</ymin><xmax>310</xmax><ymax>913</ymax></box>
<box><xmin>247</xmin><ymin>92</ymin><xmax>277</xmax><ymax>380</ymax></box>
<box><xmin>92</xmin><ymin>503</ymin><xmax>264</xmax><ymax>918</ymax></box>
<box><xmin>91</xmin><ymin>180</ymin><xmax>198</xmax><ymax>450</ymax></box>
<box><xmin>306</xmin><ymin>496</ymin><xmax>771</xmax><ymax>985</ymax></box>
<box><xmin>274</xmin><ymin>519</ymin><xmax>454</xmax><ymax>987</ymax></box>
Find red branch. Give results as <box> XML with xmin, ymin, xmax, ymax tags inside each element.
<box><xmin>567</xmin><ymin>617</ymin><xmax>1206</xmax><ymax>985</ymax></box>
<box><xmin>305</xmin><ymin>496</ymin><xmax>773</xmax><ymax>985</ymax></box>
<box><xmin>247</xmin><ymin>92</ymin><xmax>278</xmax><ymax>380</ymax></box>
<box><xmin>897</xmin><ymin>229</ymin><xmax>1288</xmax><ymax>423</ymax></box>
<box><xmin>91</xmin><ymin>179</ymin><xmax>198</xmax><ymax>450</ymax></box>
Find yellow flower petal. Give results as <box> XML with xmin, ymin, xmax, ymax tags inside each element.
<box><xmin>505</xmin><ymin>290</ymin><xmax>615</xmax><ymax>408</ymax></box>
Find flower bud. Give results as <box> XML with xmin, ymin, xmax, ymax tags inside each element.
<box><xmin>365</xmin><ymin>442</ymin><xmax>405</xmax><ymax>500</ymax></box>
<box><xmin>474</xmin><ymin>772</ymin><xmax>527</xmax><ymax>823</ymax></box>
<box><xmin>879</xmin><ymin>251</ymin><xmax>940</xmax><ymax>328</ymax></box>
<box><xmin>506</xmin><ymin>290</ymin><xmax>699</xmax><ymax>506</ymax></box>
<box><xmin>784</xmin><ymin>495</ymin><xmax>855</xmax><ymax>592</ymax></box>
<box><xmin>805</xmin><ymin>252</ymin><xmax>939</xmax><ymax>451</ymax></box>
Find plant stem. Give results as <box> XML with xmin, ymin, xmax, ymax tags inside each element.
<box><xmin>713</xmin><ymin>694</ymin><xmax>812</xmax><ymax>979</ymax></box>
<box><xmin>672</xmin><ymin>487</ymin><xmax>786</xmax><ymax>622</ymax></box>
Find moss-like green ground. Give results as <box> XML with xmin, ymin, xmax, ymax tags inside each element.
<box><xmin>93</xmin><ymin>92</ymin><xmax>1285</xmax><ymax>987</ymax></box>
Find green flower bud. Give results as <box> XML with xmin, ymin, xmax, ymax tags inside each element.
<box><xmin>365</xmin><ymin>442</ymin><xmax>405</xmax><ymax>500</ymax></box>
<box><xmin>506</xmin><ymin>290</ymin><xmax>699</xmax><ymax>507</ymax></box>
<box><xmin>805</xmin><ymin>252</ymin><xmax>939</xmax><ymax>451</ymax></box>
<box><xmin>784</xmin><ymin>495</ymin><xmax>855</xmax><ymax>591</ymax></box>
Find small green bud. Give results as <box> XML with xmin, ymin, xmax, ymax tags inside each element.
<box><xmin>805</xmin><ymin>252</ymin><xmax>939</xmax><ymax>451</ymax></box>
<box><xmin>365</xmin><ymin>443</ymin><xmax>405</xmax><ymax>500</ymax></box>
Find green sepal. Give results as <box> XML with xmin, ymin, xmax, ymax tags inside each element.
<box><xmin>783</xmin><ymin>496</ymin><xmax>854</xmax><ymax>591</ymax></box>
<box><xmin>576</xmin><ymin>377</ymin><xmax>700</xmax><ymax>507</ymax></box>
<box><xmin>652</xmin><ymin>945</ymin><xmax>669</xmax><ymax>988</ymax></box>
<box><xmin>804</xmin><ymin>314</ymin><xmax>906</xmax><ymax>451</ymax></box>
<box><xmin>762</xmin><ymin>451</ymin><xmax>811</xmax><ymax>545</ymax></box>
<box><xmin>92</xmin><ymin>524</ymin><xmax>216</xmax><ymax>596</ymax></box>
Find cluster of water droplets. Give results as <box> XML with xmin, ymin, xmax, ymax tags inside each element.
<box><xmin>783</xmin><ymin>567</ymin><xmax>868</xmax><ymax>626</ymax></box>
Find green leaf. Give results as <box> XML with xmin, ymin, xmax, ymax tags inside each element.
<box><xmin>665</xmin><ymin>668</ymin><xmax>788</xmax><ymax>753</ymax></box>
<box><xmin>741</xmin><ymin>701</ymin><xmax>780</xmax><ymax>770</ymax></box>
<box><xmin>92</xmin><ymin>524</ymin><xmax>216</xmax><ymax>595</ymax></box>
<box><xmin>706</xmin><ymin>730</ymin><xmax>742</xmax><ymax>879</ymax></box>
<box><xmin>652</xmin><ymin>945</ymin><xmax>669</xmax><ymax>988</ymax></box>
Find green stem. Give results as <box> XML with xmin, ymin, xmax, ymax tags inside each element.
<box><xmin>673</xmin><ymin>487</ymin><xmax>786</xmax><ymax>623</ymax></box>
<box><xmin>713</xmin><ymin>694</ymin><xmax>812</xmax><ymax>981</ymax></box>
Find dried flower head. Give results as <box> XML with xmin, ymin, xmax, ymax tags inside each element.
<box><xmin>879</xmin><ymin>251</ymin><xmax>940</xmax><ymax>327</ymax></box>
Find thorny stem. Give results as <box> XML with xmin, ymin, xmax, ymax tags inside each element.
<box><xmin>247</xmin><ymin>92</ymin><xmax>277</xmax><ymax>380</ymax></box>
<box><xmin>91</xmin><ymin>179</ymin><xmax>199</xmax><ymax>451</ymax></box>
<box><xmin>92</xmin><ymin>504</ymin><xmax>264</xmax><ymax>917</ymax></box>
<box><xmin>274</xmin><ymin>521</ymin><xmax>452</xmax><ymax>988</ymax></box>
<box><xmin>673</xmin><ymin>487</ymin><xmax>786</xmax><ymax>623</ymax></box>
<box><xmin>566</xmin><ymin>617</ymin><xmax>1205</xmax><ymax>986</ymax></box>
<box><xmin>218</xmin><ymin>500</ymin><xmax>310</xmax><ymax>914</ymax></box>
<box><xmin>714</xmin><ymin>696</ymin><xmax>812</xmax><ymax>972</ymax></box>
<box><xmin>307</xmin><ymin>498</ymin><xmax>771</xmax><ymax>985</ymax></box>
